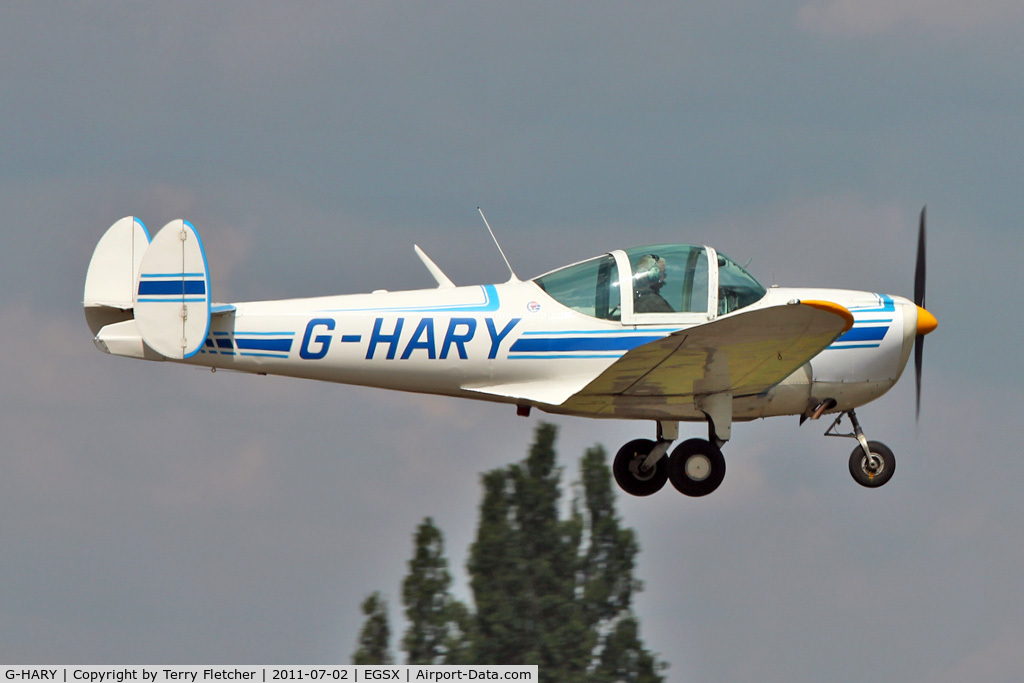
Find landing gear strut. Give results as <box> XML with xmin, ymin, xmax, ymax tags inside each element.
<box><xmin>825</xmin><ymin>409</ymin><xmax>896</xmax><ymax>488</ymax></box>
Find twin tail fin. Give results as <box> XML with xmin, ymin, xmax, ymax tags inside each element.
<box><xmin>85</xmin><ymin>217</ymin><xmax>213</xmax><ymax>360</ymax></box>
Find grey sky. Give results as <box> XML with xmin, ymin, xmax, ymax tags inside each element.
<box><xmin>3</xmin><ymin>2</ymin><xmax>1022</xmax><ymax>680</ymax></box>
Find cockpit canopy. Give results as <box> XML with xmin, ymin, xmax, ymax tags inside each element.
<box><xmin>533</xmin><ymin>243</ymin><xmax>766</xmax><ymax>323</ymax></box>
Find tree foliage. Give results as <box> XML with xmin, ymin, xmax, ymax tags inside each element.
<box><xmin>402</xmin><ymin>517</ymin><xmax>473</xmax><ymax>664</ymax></box>
<box><xmin>593</xmin><ymin>616</ymin><xmax>665</xmax><ymax>683</ymax></box>
<box><xmin>351</xmin><ymin>591</ymin><xmax>392</xmax><ymax>665</ymax></box>
<box><xmin>353</xmin><ymin>423</ymin><xmax>666</xmax><ymax>680</ymax></box>
<box><xmin>468</xmin><ymin>423</ymin><xmax>592</xmax><ymax>677</ymax></box>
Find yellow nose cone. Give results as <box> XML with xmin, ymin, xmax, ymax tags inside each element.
<box><xmin>917</xmin><ymin>306</ymin><xmax>938</xmax><ymax>335</ymax></box>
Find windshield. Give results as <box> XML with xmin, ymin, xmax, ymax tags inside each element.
<box><xmin>534</xmin><ymin>244</ymin><xmax>766</xmax><ymax>321</ymax></box>
<box><xmin>533</xmin><ymin>254</ymin><xmax>621</xmax><ymax>320</ymax></box>
<box><xmin>716</xmin><ymin>251</ymin><xmax>767</xmax><ymax>314</ymax></box>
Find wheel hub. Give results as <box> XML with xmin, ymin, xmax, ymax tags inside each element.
<box><xmin>629</xmin><ymin>457</ymin><xmax>657</xmax><ymax>482</ymax></box>
<box><xmin>684</xmin><ymin>454</ymin><xmax>712</xmax><ymax>481</ymax></box>
<box><xmin>860</xmin><ymin>454</ymin><xmax>884</xmax><ymax>477</ymax></box>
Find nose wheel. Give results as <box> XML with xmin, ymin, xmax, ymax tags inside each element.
<box><xmin>825</xmin><ymin>409</ymin><xmax>897</xmax><ymax>488</ymax></box>
<box><xmin>848</xmin><ymin>440</ymin><xmax>896</xmax><ymax>488</ymax></box>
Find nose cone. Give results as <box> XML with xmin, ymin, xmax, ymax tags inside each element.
<box><xmin>916</xmin><ymin>306</ymin><xmax>938</xmax><ymax>336</ymax></box>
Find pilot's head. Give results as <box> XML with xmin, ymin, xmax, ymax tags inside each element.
<box><xmin>634</xmin><ymin>254</ymin><xmax>666</xmax><ymax>290</ymax></box>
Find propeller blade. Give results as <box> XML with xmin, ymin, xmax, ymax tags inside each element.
<box><xmin>915</xmin><ymin>206</ymin><xmax>926</xmax><ymax>308</ymax></box>
<box><xmin>915</xmin><ymin>335</ymin><xmax>924</xmax><ymax>421</ymax></box>
<box><xmin>914</xmin><ymin>206</ymin><xmax>927</xmax><ymax>421</ymax></box>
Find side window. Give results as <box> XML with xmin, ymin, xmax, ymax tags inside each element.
<box><xmin>626</xmin><ymin>245</ymin><xmax>709</xmax><ymax>315</ymax></box>
<box><xmin>534</xmin><ymin>255</ymin><xmax>621</xmax><ymax>320</ymax></box>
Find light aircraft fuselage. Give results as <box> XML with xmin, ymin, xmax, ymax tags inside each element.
<box><xmin>85</xmin><ymin>216</ymin><xmax>937</xmax><ymax>497</ymax></box>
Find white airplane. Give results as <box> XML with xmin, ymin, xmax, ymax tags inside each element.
<box><xmin>84</xmin><ymin>211</ymin><xmax>937</xmax><ymax>497</ymax></box>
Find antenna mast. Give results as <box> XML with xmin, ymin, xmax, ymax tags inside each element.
<box><xmin>478</xmin><ymin>207</ymin><xmax>519</xmax><ymax>282</ymax></box>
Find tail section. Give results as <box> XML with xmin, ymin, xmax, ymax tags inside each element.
<box><xmin>84</xmin><ymin>216</ymin><xmax>150</xmax><ymax>335</ymax></box>
<box><xmin>85</xmin><ymin>217</ymin><xmax>213</xmax><ymax>361</ymax></box>
<box><xmin>133</xmin><ymin>219</ymin><xmax>212</xmax><ymax>359</ymax></box>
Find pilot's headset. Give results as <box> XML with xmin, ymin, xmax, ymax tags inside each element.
<box><xmin>634</xmin><ymin>254</ymin><xmax>665</xmax><ymax>287</ymax></box>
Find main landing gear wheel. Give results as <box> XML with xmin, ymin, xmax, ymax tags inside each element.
<box><xmin>849</xmin><ymin>440</ymin><xmax>896</xmax><ymax>488</ymax></box>
<box><xmin>668</xmin><ymin>438</ymin><xmax>726</xmax><ymax>497</ymax></box>
<box><xmin>613</xmin><ymin>439</ymin><xmax>669</xmax><ymax>497</ymax></box>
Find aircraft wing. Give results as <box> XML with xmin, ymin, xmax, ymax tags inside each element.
<box><xmin>559</xmin><ymin>300</ymin><xmax>852</xmax><ymax>414</ymax></box>
<box><xmin>463</xmin><ymin>377</ymin><xmax>597</xmax><ymax>407</ymax></box>
<box><xmin>464</xmin><ymin>300</ymin><xmax>851</xmax><ymax>412</ymax></box>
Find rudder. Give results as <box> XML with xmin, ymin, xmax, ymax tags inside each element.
<box><xmin>133</xmin><ymin>219</ymin><xmax>212</xmax><ymax>359</ymax></box>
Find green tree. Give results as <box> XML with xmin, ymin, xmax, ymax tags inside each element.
<box><xmin>402</xmin><ymin>517</ymin><xmax>473</xmax><ymax>664</ymax></box>
<box><xmin>466</xmin><ymin>468</ymin><xmax>530</xmax><ymax>664</ymax></box>
<box><xmin>592</xmin><ymin>616</ymin><xmax>666</xmax><ymax>683</ymax></box>
<box><xmin>468</xmin><ymin>424</ymin><xmax>592</xmax><ymax>677</ymax></box>
<box><xmin>578</xmin><ymin>444</ymin><xmax>640</xmax><ymax>628</ymax></box>
<box><xmin>356</xmin><ymin>422</ymin><xmax>666</xmax><ymax>680</ymax></box>
<box><xmin>578</xmin><ymin>446</ymin><xmax>666</xmax><ymax>681</ymax></box>
<box><xmin>468</xmin><ymin>424</ymin><xmax>664</xmax><ymax>681</ymax></box>
<box><xmin>509</xmin><ymin>423</ymin><xmax>590</xmax><ymax>678</ymax></box>
<box><xmin>351</xmin><ymin>592</ymin><xmax>393</xmax><ymax>665</ymax></box>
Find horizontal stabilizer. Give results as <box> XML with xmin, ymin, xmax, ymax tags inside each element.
<box><xmin>133</xmin><ymin>219</ymin><xmax>211</xmax><ymax>359</ymax></box>
<box><xmin>211</xmin><ymin>303</ymin><xmax>237</xmax><ymax>315</ymax></box>
<box><xmin>94</xmin><ymin>319</ymin><xmax>165</xmax><ymax>361</ymax></box>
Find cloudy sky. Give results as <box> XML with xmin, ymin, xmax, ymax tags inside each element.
<box><xmin>3</xmin><ymin>2</ymin><xmax>1022</xmax><ymax>680</ymax></box>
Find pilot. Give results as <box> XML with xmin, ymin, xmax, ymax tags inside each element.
<box><xmin>633</xmin><ymin>254</ymin><xmax>674</xmax><ymax>313</ymax></box>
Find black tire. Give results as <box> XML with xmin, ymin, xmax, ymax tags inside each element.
<box><xmin>849</xmin><ymin>441</ymin><xmax>896</xmax><ymax>488</ymax></box>
<box><xmin>668</xmin><ymin>438</ymin><xmax>726</xmax><ymax>497</ymax></box>
<box><xmin>613</xmin><ymin>439</ymin><xmax>669</xmax><ymax>497</ymax></box>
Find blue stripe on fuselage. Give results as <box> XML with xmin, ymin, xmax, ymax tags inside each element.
<box><xmin>235</xmin><ymin>338</ymin><xmax>293</xmax><ymax>353</ymax></box>
<box><xmin>835</xmin><ymin>326</ymin><xmax>888</xmax><ymax>343</ymax></box>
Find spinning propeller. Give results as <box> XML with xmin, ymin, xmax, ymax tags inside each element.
<box><xmin>913</xmin><ymin>207</ymin><xmax>938</xmax><ymax>421</ymax></box>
